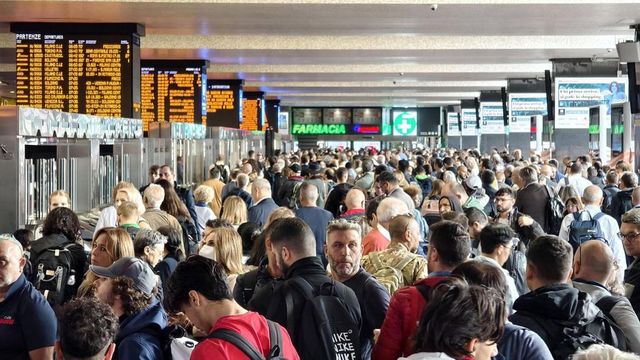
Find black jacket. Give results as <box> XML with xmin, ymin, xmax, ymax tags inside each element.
<box><xmin>515</xmin><ymin>183</ymin><xmax>550</xmax><ymax>233</ymax></box>
<box><xmin>625</xmin><ymin>258</ymin><xmax>640</xmax><ymax>317</ymax></box>
<box><xmin>249</xmin><ymin>256</ymin><xmax>362</xmax><ymax>352</ymax></box>
<box><xmin>611</xmin><ymin>188</ymin><xmax>633</xmax><ymax>225</ymax></box>
<box><xmin>324</xmin><ymin>183</ymin><xmax>354</xmax><ymax>218</ymax></box>
<box><xmin>236</xmin><ymin>258</ymin><xmax>281</xmax><ymax>309</ymax></box>
<box><xmin>276</xmin><ymin>176</ymin><xmax>304</xmax><ymax>207</ymax></box>
<box><xmin>602</xmin><ymin>184</ymin><xmax>620</xmax><ymax>215</ymax></box>
<box><xmin>509</xmin><ymin>284</ymin><xmax>604</xmax><ymax>350</ymax></box>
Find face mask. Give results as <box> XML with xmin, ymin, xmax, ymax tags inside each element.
<box><xmin>199</xmin><ymin>245</ymin><xmax>216</xmax><ymax>261</ymax></box>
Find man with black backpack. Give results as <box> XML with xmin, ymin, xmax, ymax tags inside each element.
<box><xmin>572</xmin><ymin>240</ymin><xmax>640</xmax><ymax>353</ymax></box>
<box><xmin>250</xmin><ymin>218</ymin><xmax>362</xmax><ymax>360</ymax></box>
<box><xmin>509</xmin><ymin>235</ymin><xmax>626</xmax><ymax>359</ymax></box>
<box><xmin>558</xmin><ymin>185</ymin><xmax>627</xmax><ymax>282</ymax></box>
<box><xmin>165</xmin><ymin>256</ymin><xmax>299</xmax><ymax>360</ymax></box>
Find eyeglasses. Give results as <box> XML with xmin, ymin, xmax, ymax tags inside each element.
<box><xmin>618</xmin><ymin>232</ymin><xmax>640</xmax><ymax>241</ymax></box>
<box><xmin>494</xmin><ymin>197</ymin><xmax>512</xmax><ymax>203</ymax></box>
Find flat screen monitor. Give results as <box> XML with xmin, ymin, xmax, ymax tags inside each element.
<box><xmin>611</xmin><ymin>106</ymin><xmax>624</xmax><ymax>156</ymax></box>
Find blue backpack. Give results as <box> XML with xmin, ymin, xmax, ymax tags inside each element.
<box><xmin>568</xmin><ymin>211</ymin><xmax>606</xmax><ymax>252</ymax></box>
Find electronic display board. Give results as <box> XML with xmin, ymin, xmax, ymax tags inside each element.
<box><xmin>11</xmin><ymin>23</ymin><xmax>143</xmax><ymax>118</ymax></box>
<box><xmin>292</xmin><ymin>107</ymin><xmax>345</xmax><ymax>135</ymax></box>
<box><xmin>241</xmin><ymin>91</ymin><xmax>265</xmax><ymax>131</ymax></box>
<box><xmin>207</xmin><ymin>80</ymin><xmax>243</xmax><ymax>128</ymax></box>
<box><xmin>140</xmin><ymin>60</ymin><xmax>207</xmax><ymax>131</ymax></box>
<box><xmin>352</xmin><ymin>107</ymin><xmax>382</xmax><ymax>134</ymax></box>
<box><xmin>292</xmin><ymin>108</ymin><xmax>322</xmax><ymax>124</ymax></box>
<box><xmin>323</xmin><ymin>108</ymin><xmax>352</xmax><ymax>125</ymax></box>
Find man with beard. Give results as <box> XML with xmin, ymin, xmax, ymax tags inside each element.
<box><xmin>325</xmin><ymin>219</ymin><xmax>389</xmax><ymax>360</ymax></box>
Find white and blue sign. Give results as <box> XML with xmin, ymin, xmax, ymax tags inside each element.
<box><xmin>447</xmin><ymin>112</ymin><xmax>460</xmax><ymax>136</ymax></box>
<box><xmin>480</xmin><ymin>102</ymin><xmax>505</xmax><ymax>134</ymax></box>
<box><xmin>509</xmin><ymin>93</ymin><xmax>547</xmax><ymax>133</ymax></box>
<box><xmin>555</xmin><ymin>77</ymin><xmax>628</xmax><ymax>129</ymax></box>
<box><xmin>392</xmin><ymin>110</ymin><xmax>418</xmax><ymax>136</ymax></box>
<box><xmin>461</xmin><ymin>109</ymin><xmax>478</xmax><ymax>136</ymax></box>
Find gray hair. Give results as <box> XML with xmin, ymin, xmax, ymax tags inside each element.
<box><xmin>622</xmin><ymin>208</ymin><xmax>640</xmax><ymax>226</ymax></box>
<box><xmin>582</xmin><ymin>186</ymin><xmax>603</xmax><ymax>205</ymax></box>
<box><xmin>0</xmin><ymin>233</ymin><xmax>23</xmax><ymax>254</ymax></box>
<box><xmin>376</xmin><ymin>197</ymin><xmax>409</xmax><ymax>225</ymax></box>
<box><xmin>327</xmin><ymin>219</ymin><xmax>362</xmax><ymax>239</ymax></box>
<box><xmin>299</xmin><ymin>182</ymin><xmax>318</xmax><ymax>202</ymax></box>
<box><xmin>143</xmin><ymin>184</ymin><xmax>165</xmax><ymax>209</ymax></box>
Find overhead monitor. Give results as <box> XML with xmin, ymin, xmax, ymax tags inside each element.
<box><xmin>353</xmin><ymin>107</ymin><xmax>382</xmax><ymax>134</ymax></box>
<box><xmin>207</xmin><ymin>80</ymin><xmax>243</xmax><ymax>128</ymax></box>
<box><xmin>508</xmin><ymin>93</ymin><xmax>547</xmax><ymax>133</ymax></box>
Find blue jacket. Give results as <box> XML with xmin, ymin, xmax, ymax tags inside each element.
<box><xmin>115</xmin><ymin>299</ymin><xmax>168</xmax><ymax>360</ymax></box>
<box><xmin>248</xmin><ymin>197</ymin><xmax>279</xmax><ymax>228</ymax></box>
<box><xmin>494</xmin><ymin>322</ymin><xmax>553</xmax><ymax>360</ymax></box>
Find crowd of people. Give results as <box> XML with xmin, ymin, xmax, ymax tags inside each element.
<box><xmin>3</xmin><ymin>147</ymin><xmax>640</xmax><ymax>360</ymax></box>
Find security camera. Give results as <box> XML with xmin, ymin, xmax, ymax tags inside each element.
<box><xmin>430</xmin><ymin>4</ymin><xmax>438</xmax><ymax>11</ymax></box>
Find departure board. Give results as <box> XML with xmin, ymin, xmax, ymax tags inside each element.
<box><xmin>241</xmin><ymin>91</ymin><xmax>265</xmax><ymax>131</ymax></box>
<box><xmin>11</xmin><ymin>23</ymin><xmax>143</xmax><ymax>118</ymax></box>
<box><xmin>140</xmin><ymin>60</ymin><xmax>208</xmax><ymax>131</ymax></box>
<box><xmin>207</xmin><ymin>80</ymin><xmax>243</xmax><ymax>128</ymax></box>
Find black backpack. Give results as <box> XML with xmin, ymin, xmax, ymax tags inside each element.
<box><xmin>283</xmin><ymin>277</ymin><xmax>361</xmax><ymax>360</ymax></box>
<box><xmin>568</xmin><ymin>211</ymin><xmax>606</xmax><ymax>252</ymax></box>
<box><xmin>521</xmin><ymin>311</ymin><xmax>626</xmax><ymax>360</ymax></box>
<box><xmin>178</xmin><ymin>217</ymin><xmax>199</xmax><ymax>255</ymax></box>
<box><xmin>208</xmin><ymin>319</ymin><xmax>286</xmax><ymax>360</ymax></box>
<box><xmin>31</xmin><ymin>243</ymin><xmax>76</xmax><ymax>307</ymax></box>
<box><xmin>544</xmin><ymin>186</ymin><xmax>565</xmax><ymax>235</ymax></box>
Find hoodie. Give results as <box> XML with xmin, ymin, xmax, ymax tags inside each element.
<box><xmin>611</xmin><ymin>188</ymin><xmax>634</xmax><ymax>225</ymax></box>
<box><xmin>509</xmin><ymin>284</ymin><xmax>604</xmax><ymax>355</ymax></box>
<box><xmin>115</xmin><ymin>299</ymin><xmax>168</xmax><ymax>360</ymax></box>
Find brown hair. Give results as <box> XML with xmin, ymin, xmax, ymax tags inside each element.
<box><xmin>111</xmin><ymin>276</ymin><xmax>155</xmax><ymax>317</ymax></box>
<box><xmin>117</xmin><ymin>201</ymin><xmax>140</xmax><ymax>218</ymax></box>
<box><xmin>265</xmin><ymin>207</ymin><xmax>295</xmax><ymax>228</ymax></box>
<box><xmin>156</xmin><ymin>179</ymin><xmax>191</xmax><ymax>220</ymax></box>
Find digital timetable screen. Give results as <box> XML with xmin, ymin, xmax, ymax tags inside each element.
<box><xmin>242</xmin><ymin>92</ymin><xmax>265</xmax><ymax>131</ymax></box>
<box><xmin>206</xmin><ymin>80</ymin><xmax>243</xmax><ymax>128</ymax></box>
<box><xmin>140</xmin><ymin>60</ymin><xmax>207</xmax><ymax>131</ymax></box>
<box><xmin>15</xmin><ymin>33</ymin><xmax>137</xmax><ymax>117</ymax></box>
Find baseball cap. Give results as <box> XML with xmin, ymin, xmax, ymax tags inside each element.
<box><xmin>464</xmin><ymin>175</ymin><xmax>482</xmax><ymax>190</ymax></box>
<box><xmin>90</xmin><ymin>257</ymin><xmax>156</xmax><ymax>295</ymax></box>
<box><xmin>308</xmin><ymin>162</ymin><xmax>320</xmax><ymax>174</ymax></box>
<box><xmin>289</xmin><ymin>163</ymin><xmax>301</xmax><ymax>173</ymax></box>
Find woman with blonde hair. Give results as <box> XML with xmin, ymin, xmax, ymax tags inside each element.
<box><xmin>221</xmin><ymin>195</ymin><xmax>248</xmax><ymax>229</ymax></box>
<box><xmin>198</xmin><ymin>227</ymin><xmax>248</xmax><ymax>291</ymax></box>
<box><xmin>94</xmin><ymin>182</ymin><xmax>149</xmax><ymax>235</ymax></box>
<box><xmin>77</xmin><ymin>227</ymin><xmax>134</xmax><ymax>297</ymax></box>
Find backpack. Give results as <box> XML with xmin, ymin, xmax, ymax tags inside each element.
<box><xmin>31</xmin><ymin>243</ymin><xmax>77</xmax><ymax>307</ymax></box>
<box><xmin>178</xmin><ymin>217</ymin><xmax>199</xmax><ymax>255</ymax></box>
<box><xmin>368</xmin><ymin>251</ymin><xmax>415</xmax><ymax>295</ymax></box>
<box><xmin>288</xmin><ymin>181</ymin><xmax>303</xmax><ymax>210</ymax></box>
<box><xmin>568</xmin><ymin>211</ymin><xmax>606</xmax><ymax>252</ymax></box>
<box><xmin>283</xmin><ymin>277</ymin><xmax>361</xmax><ymax>360</ymax></box>
<box><xmin>208</xmin><ymin>319</ymin><xmax>286</xmax><ymax>360</ymax></box>
<box><xmin>544</xmin><ymin>185</ymin><xmax>565</xmax><ymax>235</ymax></box>
<box><xmin>137</xmin><ymin>325</ymin><xmax>197</xmax><ymax>360</ymax></box>
<box><xmin>521</xmin><ymin>311</ymin><xmax>626</xmax><ymax>360</ymax></box>
<box><xmin>217</xmin><ymin>164</ymin><xmax>230</xmax><ymax>183</ymax></box>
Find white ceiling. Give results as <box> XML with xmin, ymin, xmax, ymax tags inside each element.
<box><xmin>0</xmin><ymin>0</ymin><xmax>638</xmax><ymax>105</ymax></box>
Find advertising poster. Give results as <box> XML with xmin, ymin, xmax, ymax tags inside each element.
<box><xmin>555</xmin><ymin>77</ymin><xmax>628</xmax><ymax>129</ymax></box>
<box><xmin>392</xmin><ymin>110</ymin><xmax>418</xmax><ymax>136</ymax></box>
<box><xmin>461</xmin><ymin>108</ymin><xmax>478</xmax><ymax>136</ymax></box>
<box><xmin>508</xmin><ymin>93</ymin><xmax>547</xmax><ymax>133</ymax></box>
<box><xmin>447</xmin><ymin>112</ymin><xmax>460</xmax><ymax>136</ymax></box>
<box><xmin>480</xmin><ymin>102</ymin><xmax>505</xmax><ymax>134</ymax></box>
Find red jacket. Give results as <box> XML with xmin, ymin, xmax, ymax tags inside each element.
<box><xmin>372</xmin><ymin>276</ymin><xmax>449</xmax><ymax>360</ymax></box>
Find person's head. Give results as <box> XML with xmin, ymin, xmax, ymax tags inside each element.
<box><xmin>49</xmin><ymin>190</ymin><xmax>71</xmax><ymax>211</ymax></box>
<box><xmin>157</xmin><ymin>226</ymin><xmax>186</xmax><ymax>262</ymax></box>
<box><xmin>237</xmin><ymin>222</ymin><xmax>260</xmax><ymax>256</ymax></box>
<box><xmin>427</xmin><ymin>220</ymin><xmax>471</xmax><ymax>273</ymax></box>
<box><xmin>479</xmin><ymin>224</ymin><xmax>516</xmax><ymax>266</ymax></box>
<box><xmin>582</xmin><ymin>185</ymin><xmax>603</xmax><ymax>206</ymax></box>
<box><xmin>403</xmin><ymin>185</ymin><xmax>423</xmax><ymax>209</ymax></box>
<box><xmin>632</xmin><ymin>187</ymin><xmax>640</xmax><ymax>207</ymax></box>
<box><xmin>56</xmin><ymin>297</ymin><xmax>118</xmax><ymax>360</ymax></box>
<box><xmin>114</xmin><ymin>187</ymin><xmax>145</xmax><ymax>216</ymax></box>
<box><xmin>344</xmin><ymin>188</ymin><xmax>366</xmax><ymax>211</ymax></box>
<box><xmin>91</xmin><ymin>227</ymin><xmax>135</xmax><ymax>268</ymax></box>
<box><xmin>251</xmin><ymin>178</ymin><xmax>272</xmax><ymax>203</ymax></box>
<box><xmin>569</xmin><ymin>162</ymin><xmax>583</xmax><ymax>176</ymax></box>
<box><xmin>268</xmin><ymin>218</ymin><xmax>316</xmax><ymax>273</ymax></box>
<box><xmin>494</xmin><ymin>187</ymin><xmax>515</xmax><ymax>214</ymax></box>
<box><xmin>526</xmin><ymin>235</ymin><xmax>573</xmax><ymax>290</ymax></box>
<box><xmin>159</xmin><ymin>165</ymin><xmax>175</xmax><ymax>185</ymax></box>
<box><xmin>413</xmin><ymin>278</ymin><xmax>504</xmax><ymax>360</ymax></box>
<box><xmin>362</xmin><ymin>159</ymin><xmax>374</xmax><ymax>173</ymax></box>
<box><xmin>565</xmin><ymin>197</ymin><xmax>584</xmax><ymax>215</ymax></box>
<box><xmin>540</xmin><ymin>165</ymin><xmax>553</xmax><ymax>179</ymax></box>
<box><xmin>376</xmin><ymin>197</ymin><xmax>409</xmax><ymax>229</ymax></box>
<box><xmin>606</xmin><ymin>170</ymin><xmax>619</xmax><ymax>186</ymax></box>
<box><xmin>164</xmin><ymin>256</ymin><xmax>233</xmax><ymax>333</ymax></box>
<box><xmin>42</xmin><ymin>207</ymin><xmax>80</xmax><ymax>242</ymax></box>
<box><xmin>465</xmin><ymin>207</ymin><xmax>488</xmax><ymax>240</ymax></box>
<box><xmin>438</xmin><ymin>195</ymin><xmax>462</xmax><ymax>215</ymax></box>
<box><xmin>573</xmin><ymin>240</ymin><xmax>615</xmax><ymax>286</ymax></box>
<box><xmin>0</xmin><ymin>234</ymin><xmax>26</xmax><ymax>292</ymax></box>
<box><xmin>572</xmin><ymin>344</ymin><xmax>640</xmax><ymax>360</ymax></box>
<box><xmin>199</xmin><ymin>227</ymin><xmax>244</xmax><ymax>275</ymax></box>
<box><xmin>221</xmin><ymin>195</ymin><xmax>248</xmax><ymax>225</ymax></box>
<box><xmin>194</xmin><ymin>185</ymin><xmax>214</xmax><ymax>205</ymax></box>
<box><xmin>375</xmin><ymin>171</ymin><xmax>399</xmax><ymax>195</ymax></box>
<box><xmin>452</xmin><ymin>260</ymin><xmax>508</xmax><ymax>302</ymax></box>
<box><xmin>133</xmin><ymin>229</ymin><xmax>167</xmax><ymax>268</ymax></box>
<box><xmin>116</xmin><ymin>201</ymin><xmax>139</xmax><ymax>226</ymax></box>
<box><xmin>299</xmin><ymin>182</ymin><xmax>319</xmax><ymax>206</ymax></box>
<box><xmin>441</xmin><ymin>211</ymin><xmax>469</xmax><ymax>231</ymax></box>
<box><xmin>429</xmin><ymin>179</ymin><xmax>445</xmax><ymax>198</ymax></box>
<box><xmin>444</xmin><ymin>183</ymin><xmax>470</xmax><ymax>205</ymax></box>
<box><xmin>388</xmin><ymin>214</ymin><xmax>421</xmax><ymax>252</ymax></box>
<box><xmin>209</xmin><ymin>166</ymin><xmax>221</xmax><ymax>180</ymax></box>
<box><xmin>620</xmin><ymin>171</ymin><xmax>639</xmax><ymax>190</ymax></box>
<box><xmin>621</xmin><ymin>208</ymin><xmax>640</xmax><ymax>257</ymax></box>
<box><xmin>148</xmin><ymin>165</ymin><xmax>161</xmax><ymax>184</ymax></box>
<box><xmin>265</xmin><ymin>207</ymin><xmax>295</xmax><ymax>228</ymax></box>
<box><xmin>325</xmin><ymin>219</ymin><xmax>363</xmax><ymax>282</ymax></box>
<box><xmin>236</xmin><ymin>173</ymin><xmax>250</xmax><ymax>189</ymax></box>
<box><xmin>91</xmin><ymin>257</ymin><xmax>157</xmax><ymax>317</ymax></box>
<box><xmin>518</xmin><ymin>166</ymin><xmax>538</xmax><ymax>186</ymax></box>
<box><xmin>143</xmin><ymin>184</ymin><xmax>165</xmax><ymax>210</ymax></box>
<box><xmin>336</xmin><ymin>167</ymin><xmax>349</xmax><ymax>183</ymax></box>
<box><xmin>12</xmin><ymin>229</ymin><xmax>33</xmax><ymax>252</ymax></box>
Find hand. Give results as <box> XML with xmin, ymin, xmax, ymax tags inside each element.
<box><xmin>373</xmin><ymin>329</ymin><xmax>381</xmax><ymax>343</ymax></box>
<box><xmin>518</xmin><ymin>215</ymin><xmax>533</xmax><ymax>227</ymax></box>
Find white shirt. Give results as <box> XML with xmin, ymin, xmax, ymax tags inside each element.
<box><xmin>557</xmin><ymin>175</ymin><xmax>593</xmax><ymax>197</ymax></box>
<box><xmin>377</xmin><ymin>224</ymin><xmax>391</xmax><ymax>241</ymax></box>
<box><xmin>558</xmin><ymin>205</ymin><xmax>627</xmax><ymax>282</ymax></box>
